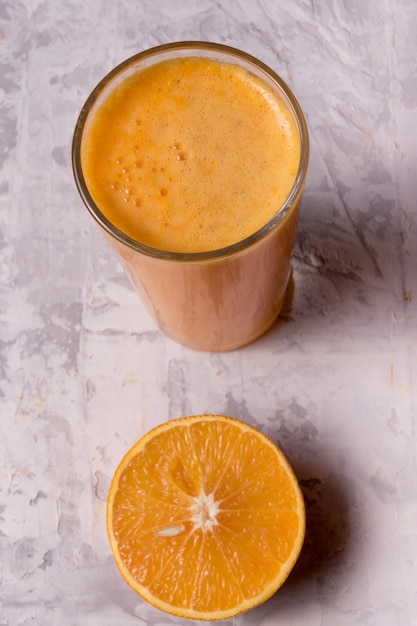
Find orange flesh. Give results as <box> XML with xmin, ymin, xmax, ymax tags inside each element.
<box><xmin>81</xmin><ymin>57</ymin><xmax>300</xmax><ymax>253</ymax></box>
<box><xmin>107</xmin><ymin>415</ymin><xmax>305</xmax><ymax>619</ymax></box>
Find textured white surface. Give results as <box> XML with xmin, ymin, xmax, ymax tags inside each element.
<box><xmin>1</xmin><ymin>0</ymin><xmax>417</xmax><ymax>624</ymax></box>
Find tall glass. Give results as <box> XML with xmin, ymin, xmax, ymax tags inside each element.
<box><xmin>72</xmin><ymin>42</ymin><xmax>309</xmax><ymax>351</ymax></box>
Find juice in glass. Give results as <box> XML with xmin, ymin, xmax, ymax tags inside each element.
<box><xmin>72</xmin><ymin>42</ymin><xmax>309</xmax><ymax>351</ymax></box>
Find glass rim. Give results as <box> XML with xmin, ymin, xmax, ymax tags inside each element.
<box><xmin>72</xmin><ymin>40</ymin><xmax>309</xmax><ymax>262</ymax></box>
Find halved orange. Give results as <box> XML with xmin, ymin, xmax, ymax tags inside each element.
<box><xmin>106</xmin><ymin>414</ymin><xmax>305</xmax><ymax>620</ymax></box>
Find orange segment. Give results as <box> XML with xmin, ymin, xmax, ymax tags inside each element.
<box><xmin>107</xmin><ymin>414</ymin><xmax>305</xmax><ymax>620</ymax></box>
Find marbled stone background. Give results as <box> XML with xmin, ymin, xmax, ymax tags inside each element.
<box><xmin>1</xmin><ymin>1</ymin><xmax>416</xmax><ymax>624</ymax></box>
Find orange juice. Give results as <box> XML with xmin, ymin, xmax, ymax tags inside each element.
<box><xmin>81</xmin><ymin>57</ymin><xmax>300</xmax><ymax>253</ymax></box>
<box><xmin>73</xmin><ymin>43</ymin><xmax>309</xmax><ymax>351</ymax></box>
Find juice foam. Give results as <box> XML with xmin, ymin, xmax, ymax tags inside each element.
<box><xmin>81</xmin><ymin>56</ymin><xmax>300</xmax><ymax>253</ymax></box>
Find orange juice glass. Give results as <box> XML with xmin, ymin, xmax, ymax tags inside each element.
<box><xmin>72</xmin><ymin>42</ymin><xmax>309</xmax><ymax>351</ymax></box>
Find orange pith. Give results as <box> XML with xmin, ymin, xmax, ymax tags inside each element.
<box><xmin>106</xmin><ymin>414</ymin><xmax>305</xmax><ymax>620</ymax></box>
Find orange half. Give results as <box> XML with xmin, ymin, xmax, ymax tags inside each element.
<box><xmin>106</xmin><ymin>414</ymin><xmax>305</xmax><ymax>620</ymax></box>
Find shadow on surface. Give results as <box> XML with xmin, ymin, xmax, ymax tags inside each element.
<box><xmin>291</xmin><ymin>463</ymin><xmax>352</xmax><ymax>582</ymax></box>
<box><xmin>252</xmin><ymin>191</ymin><xmax>399</xmax><ymax>350</ymax></box>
